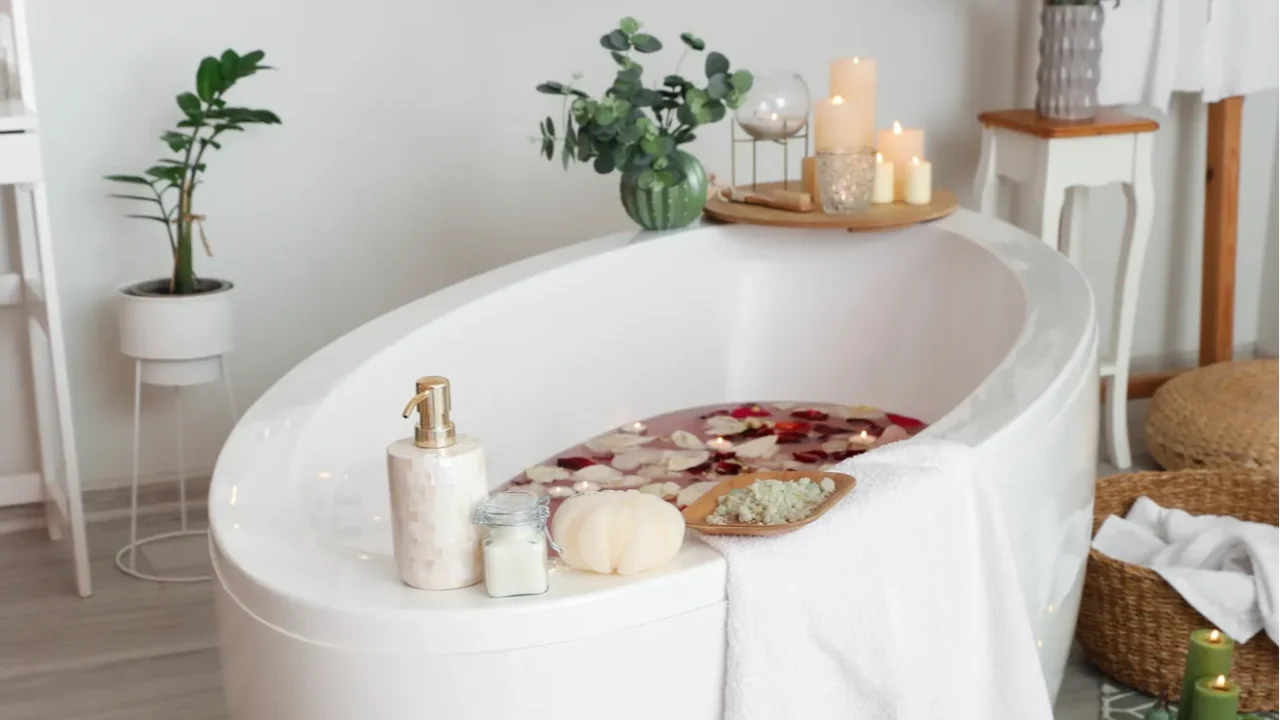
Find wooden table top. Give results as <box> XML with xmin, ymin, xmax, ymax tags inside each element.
<box><xmin>978</xmin><ymin>108</ymin><xmax>1159</xmax><ymax>139</ymax></box>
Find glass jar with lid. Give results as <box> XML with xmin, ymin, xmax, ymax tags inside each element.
<box><xmin>473</xmin><ymin>491</ymin><xmax>558</xmax><ymax>598</ymax></box>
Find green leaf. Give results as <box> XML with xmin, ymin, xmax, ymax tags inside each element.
<box><xmin>706</xmin><ymin>101</ymin><xmax>726</xmax><ymax>122</ymax></box>
<box><xmin>594</xmin><ymin>106</ymin><xmax>617</xmax><ymax>125</ymax></box>
<box><xmin>110</xmin><ymin>193</ymin><xmax>158</xmax><ymax>203</ymax></box>
<box><xmin>640</xmin><ymin>135</ymin><xmax>663</xmax><ymax>156</ymax></box>
<box><xmin>161</xmin><ymin>131</ymin><xmax>190</xmax><ymax>152</ymax></box>
<box><xmin>679</xmin><ymin>33</ymin><xmax>705</xmax><ymax>51</ymax></box>
<box><xmin>237</xmin><ymin>50</ymin><xmax>266</xmax><ymax>76</ymax></box>
<box><xmin>684</xmin><ymin>88</ymin><xmax>707</xmax><ymax>108</ymax></box>
<box><xmin>630</xmin><ymin>33</ymin><xmax>662</xmax><ymax>53</ymax></box>
<box><xmin>676</xmin><ymin>104</ymin><xmax>697</xmax><ymax>126</ymax></box>
<box><xmin>562</xmin><ymin>139</ymin><xmax>572</xmax><ymax>169</ymax></box>
<box><xmin>631</xmin><ymin>88</ymin><xmax>659</xmax><ymax>107</ymax></box>
<box><xmin>617</xmin><ymin>121</ymin><xmax>644</xmax><ymax>144</ymax></box>
<box><xmin>176</xmin><ymin>92</ymin><xmax>202</xmax><ymax>116</ymax></box>
<box><xmin>636</xmin><ymin>170</ymin><xmax>657</xmax><ymax>190</ymax></box>
<box><xmin>175</xmin><ymin>118</ymin><xmax>204</xmax><ymax>128</ymax></box>
<box><xmin>619</xmin><ymin>17</ymin><xmax>640</xmax><ymax>35</ymax></box>
<box><xmin>545</xmin><ymin>115</ymin><xmax>555</xmax><ymax>138</ymax></box>
<box><xmin>600</xmin><ymin>30</ymin><xmax>629</xmax><ymax>51</ymax></box>
<box><xmin>577</xmin><ymin>132</ymin><xmax>593</xmax><ymax>161</ymax></box>
<box><xmin>705</xmin><ymin>51</ymin><xmax>729</xmax><ymax>78</ymax></box>
<box><xmin>542</xmin><ymin>138</ymin><xmax>554</xmax><ymax>160</ymax></box>
<box><xmin>652</xmin><ymin>155</ymin><xmax>669</xmax><ymax>171</ymax></box>
<box><xmin>572</xmin><ymin>98</ymin><xmax>591</xmax><ymax>123</ymax></box>
<box><xmin>213</xmin><ymin>123</ymin><xmax>244</xmax><ymax>133</ymax></box>
<box><xmin>156</xmin><ymin>159</ymin><xmax>186</xmax><ymax>165</ymax></box>
<box><xmin>104</xmin><ymin>174</ymin><xmax>151</xmax><ymax>185</ymax></box>
<box><xmin>612</xmin><ymin>143</ymin><xmax>632</xmax><ymax>170</ymax></box>
<box><xmin>247</xmin><ymin>109</ymin><xmax>282</xmax><ymax>124</ymax></box>
<box><xmin>694</xmin><ymin>106</ymin><xmax>712</xmax><ymax>124</ymax></box>
<box><xmin>730</xmin><ymin>70</ymin><xmax>753</xmax><ymax>92</ymax></box>
<box><xmin>656</xmin><ymin>170</ymin><xmax>675</xmax><ymax>187</ymax></box>
<box><xmin>145</xmin><ymin>165</ymin><xmax>184</xmax><ymax>182</ymax></box>
<box><xmin>219</xmin><ymin>49</ymin><xmax>239</xmax><ymax>83</ymax></box>
<box><xmin>663</xmin><ymin>74</ymin><xmax>686</xmax><ymax>88</ymax></box>
<box><xmin>707</xmin><ymin>75</ymin><xmax>729</xmax><ymax>101</ymax></box>
<box><xmin>125</xmin><ymin>214</ymin><xmax>170</xmax><ymax>224</ymax></box>
<box><xmin>593</xmin><ymin>151</ymin><xmax>615</xmax><ymax>174</ymax></box>
<box><xmin>536</xmin><ymin>81</ymin><xmax>567</xmax><ymax>95</ymax></box>
<box><xmin>674</xmin><ymin>130</ymin><xmax>696</xmax><ymax>145</ymax></box>
<box><xmin>629</xmin><ymin>152</ymin><xmax>652</xmax><ymax>170</ymax></box>
<box><xmin>660</xmin><ymin>135</ymin><xmax>675</xmax><ymax>155</ymax></box>
<box><xmin>610</xmin><ymin>51</ymin><xmax>630</xmax><ymax>67</ymax></box>
<box><xmin>725</xmin><ymin>90</ymin><xmax>745</xmax><ymax>110</ymax></box>
<box><xmin>195</xmin><ymin>57</ymin><xmax>220</xmax><ymax>102</ymax></box>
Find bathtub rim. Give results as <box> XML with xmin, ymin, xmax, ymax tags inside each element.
<box><xmin>209</xmin><ymin>211</ymin><xmax>1095</xmax><ymax>654</ymax></box>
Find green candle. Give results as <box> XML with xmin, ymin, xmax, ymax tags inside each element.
<box><xmin>1189</xmin><ymin>675</ymin><xmax>1239</xmax><ymax>720</ymax></box>
<box><xmin>1177</xmin><ymin>628</ymin><xmax>1234</xmax><ymax>720</ymax></box>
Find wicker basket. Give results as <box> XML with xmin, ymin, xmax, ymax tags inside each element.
<box><xmin>1077</xmin><ymin>469</ymin><xmax>1279</xmax><ymax>711</ymax></box>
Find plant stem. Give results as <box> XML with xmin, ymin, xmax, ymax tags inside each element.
<box><xmin>174</xmin><ymin>214</ymin><xmax>195</xmax><ymax>294</ymax></box>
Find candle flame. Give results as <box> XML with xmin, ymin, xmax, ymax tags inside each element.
<box><xmin>876</xmin><ymin>152</ymin><xmax>883</xmax><ymax>163</ymax></box>
<box><xmin>1209</xmin><ymin>629</ymin><xmax>1221</xmax><ymax>642</ymax></box>
<box><xmin>912</xmin><ymin>156</ymin><xmax>921</xmax><ymax>166</ymax></box>
<box><xmin>831</xmin><ymin>95</ymin><xmax>845</xmax><ymax>105</ymax></box>
<box><xmin>1214</xmin><ymin>674</ymin><xmax>1227</xmax><ymax>689</ymax></box>
<box><xmin>859</xmin><ymin>430</ymin><xmax>869</xmax><ymax>440</ymax></box>
<box><xmin>892</xmin><ymin>121</ymin><xmax>903</xmax><ymax>134</ymax></box>
<box><xmin>852</xmin><ymin>57</ymin><xmax>860</xmax><ymax>64</ymax></box>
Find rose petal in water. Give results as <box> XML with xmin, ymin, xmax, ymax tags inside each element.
<box><xmin>595</xmin><ymin>433</ymin><xmax>657</xmax><ymax>450</ymax></box>
<box><xmin>556</xmin><ymin>457</ymin><xmax>596</xmax><ymax>471</ymax></box>
<box><xmin>526</xmin><ymin>465</ymin><xmax>571</xmax><ymax>484</ymax></box>
<box><xmin>611</xmin><ymin>448</ymin><xmax>663</xmax><ymax>471</ymax></box>
<box><xmin>732</xmin><ymin>435</ymin><xmax>778</xmax><ymax>459</ymax></box>
<box><xmin>671</xmin><ymin>429</ymin><xmax>706</xmax><ymax>450</ymax></box>
<box><xmin>676</xmin><ymin>481</ymin><xmax>718</xmax><ymax>508</ymax></box>
<box><xmin>637</xmin><ymin>464</ymin><xmax>671</xmax><ymax>479</ymax></box>
<box><xmin>705</xmin><ymin>416</ymin><xmax>748</xmax><ymax>436</ymax></box>
<box><xmin>667</xmin><ymin>450</ymin><xmax>712</xmax><ymax>472</ymax></box>
<box><xmin>874</xmin><ymin>424</ymin><xmax>911</xmax><ymax>446</ymax></box>
<box><xmin>884</xmin><ymin>413</ymin><xmax>925</xmax><ymax>431</ymax></box>
<box><xmin>790</xmin><ymin>409</ymin><xmax>830</xmax><ymax>421</ymax></box>
<box><xmin>836</xmin><ymin>404</ymin><xmax>882</xmax><ymax>420</ymax></box>
<box><xmin>573</xmin><ymin>464</ymin><xmax>622</xmax><ymax>482</ymax></box>
<box><xmin>821</xmin><ymin>438</ymin><xmax>849</xmax><ymax>454</ymax></box>
<box><xmin>613</xmin><ymin>475</ymin><xmax>649</xmax><ymax>488</ymax></box>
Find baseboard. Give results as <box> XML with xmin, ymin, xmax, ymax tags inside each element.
<box><xmin>0</xmin><ymin>472</ymin><xmax>211</xmax><ymax>535</ymax></box>
<box><xmin>1126</xmin><ymin>341</ymin><xmax>1258</xmax><ymax>374</ymax></box>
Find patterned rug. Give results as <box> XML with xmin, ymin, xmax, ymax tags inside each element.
<box><xmin>1101</xmin><ymin>681</ymin><xmax>1278</xmax><ymax>719</ymax></box>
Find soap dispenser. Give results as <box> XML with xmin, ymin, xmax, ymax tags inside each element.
<box><xmin>387</xmin><ymin>376</ymin><xmax>489</xmax><ymax>590</ymax></box>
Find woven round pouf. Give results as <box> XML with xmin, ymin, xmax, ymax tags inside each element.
<box><xmin>1145</xmin><ymin>359</ymin><xmax>1278</xmax><ymax>471</ymax></box>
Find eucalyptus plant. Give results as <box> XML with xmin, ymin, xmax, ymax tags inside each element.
<box><xmin>106</xmin><ymin>49</ymin><xmax>281</xmax><ymax>295</ymax></box>
<box><xmin>535</xmin><ymin>18</ymin><xmax>752</xmax><ymax>190</ymax></box>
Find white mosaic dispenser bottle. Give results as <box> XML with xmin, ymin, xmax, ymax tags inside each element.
<box><xmin>387</xmin><ymin>376</ymin><xmax>488</xmax><ymax>590</ymax></box>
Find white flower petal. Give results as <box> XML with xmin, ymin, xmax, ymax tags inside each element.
<box><xmin>874</xmin><ymin>424</ymin><xmax>911</xmax><ymax>446</ymax></box>
<box><xmin>547</xmin><ymin>485</ymin><xmax>576</xmax><ymax>498</ymax></box>
<box><xmin>660</xmin><ymin>481</ymin><xmax>681</xmax><ymax>499</ymax></box>
<box><xmin>821</xmin><ymin>438</ymin><xmax>849</xmax><ymax>453</ymax></box>
<box><xmin>638</xmin><ymin>464</ymin><xmax>670</xmax><ymax>479</ymax></box>
<box><xmin>666</xmin><ymin>450</ymin><xmax>711</xmax><ymax>472</ymax></box>
<box><xmin>676</xmin><ymin>481</ymin><xmax>719</xmax><ymax>508</ymax></box>
<box><xmin>596</xmin><ymin>433</ymin><xmax>657</xmax><ymax>450</ymax></box>
<box><xmin>614</xmin><ymin>475</ymin><xmax>649</xmax><ymax>488</ymax></box>
<box><xmin>573</xmin><ymin>464</ymin><xmax>623</xmax><ymax>482</ymax></box>
<box><xmin>733</xmin><ymin>435</ymin><xmax>779</xmax><ymax>459</ymax></box>
<box><xmin>744</xmin><ymin>417</ymin><xmax>774</xmax><ymax>430</ymax></box>
<box><xmin>670</xmin><ymin>429</ymin><xmax>706</xmax><ymax>450</ymax></box>
<box><xmin>611</xmin><ymin>448</ymin><xmax>663</xmax><ymax>471</ymax></box>
<box><xmin>704</xmin><ymin>416</ymin><xmax>747</xmax><ymax>436</ymax></box>
<box><xmin>638</xmin><ymin>483</ymin><xmax>667</xmax><ymax>497</ymax></box>
<box><xmin>526</xmin><ymin>465</ymin><xmax>571</xmax><ymax>484</ymax></box>
<box><xmin>771</xmin><ymin>402</ymin><xmax>800</xmax><ymax>410</ymax></box>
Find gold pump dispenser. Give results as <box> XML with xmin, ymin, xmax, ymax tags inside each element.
<box><xmin>401</xmin><ymin>376</ymin><xmax>457</xmax><ymax>449</ymax></box>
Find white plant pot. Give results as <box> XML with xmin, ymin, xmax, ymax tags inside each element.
<box><xmin>118</xmin><ymin>278</ymin><xmax>234</xmax><ymax>386</ymax></box>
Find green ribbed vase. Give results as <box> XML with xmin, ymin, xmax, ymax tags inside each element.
<box><xmin>619</xmin><ymin>152</ymin><xmax>708</xmax><ymax>231</ymax></box>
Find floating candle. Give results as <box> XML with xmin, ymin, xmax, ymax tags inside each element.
<box><xmin>621</xmin><ymin>421</ymin><xmax>648</xmax><ymax>434</ymax></box>
<box><xmin>708</xmin><ymin>436</ymin><xmax>734</xmax><ymax>452</ymax></box>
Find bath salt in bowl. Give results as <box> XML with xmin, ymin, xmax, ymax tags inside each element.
<box><xmin>682</xmin><ymin>471</ymin><xmax>856</xmax><ymax>537</ymax></box>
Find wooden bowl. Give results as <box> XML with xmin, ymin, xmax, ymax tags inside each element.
<box><xmin>681</xmin><ymin>470</ymin><xmax>856</xmax><ymax>537</ymax></box>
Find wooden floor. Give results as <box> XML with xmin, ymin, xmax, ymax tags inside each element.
<box><xmin>0</xmin><ymin>404</ymin><xmax>1157</xmax><ymax>719</ymax></box>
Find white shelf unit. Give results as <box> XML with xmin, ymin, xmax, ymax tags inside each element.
<box><xmin>0</xmin><ymin>0</ymin><xmax>91</xmax><ymax>596</ymax></box>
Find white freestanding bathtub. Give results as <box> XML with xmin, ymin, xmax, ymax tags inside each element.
<box><xmin>210</xmin><ymin>210</ymin><xmax>1098</xmax><ymax>720</ymax></box>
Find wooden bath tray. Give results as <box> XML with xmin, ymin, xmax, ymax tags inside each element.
<box><xmin>682</xmin><ymin>470</ymin><xmax>856</xmax><ymax>537</ymax></box>
<box><xmin>704</xmin><ymin>181</ymin><xmax>958</xmax><ymax>231</ymax></box>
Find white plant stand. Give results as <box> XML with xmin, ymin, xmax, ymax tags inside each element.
<box><xmin>973</xmin><ymin>108</ymin><xmax>1158</xmax><ymax>470</ymax></box>
<box><xmin>114</xmin><ymin>355</ymin><xmax>236</xmax><ymax>583</ymax></box>
<box><xmin>0</xmin><ymin>0</ymin><xmax>91</xmax><ymax>596</ymax></box>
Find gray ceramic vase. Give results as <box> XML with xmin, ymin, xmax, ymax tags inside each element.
<box><xmin>1036</xmin><ymin>4</ymin><xmax>1103</xmax><ymax>121</ymax></box>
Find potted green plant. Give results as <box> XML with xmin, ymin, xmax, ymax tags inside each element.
<box><xmin>535</xmin><ymin>18</ymin><xmax>752</xmax><ymax>230</ymax></box>
<box><xmin>1036</xmin><ymin>0</ymin><xmax>1119</xmax><ymax>120</ymax></box>
<box><xmin>106</xmin><ymin>49</ymin><xmax>280</xmax><ymax>384</ymax></box>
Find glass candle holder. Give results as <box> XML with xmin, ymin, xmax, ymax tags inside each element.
<box><xmin>816</xmin><ymin>147</ymin><xmax>876</xmax><ymax>214</ymax></box>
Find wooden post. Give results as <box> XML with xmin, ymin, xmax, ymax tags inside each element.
<box><xmin>1199</xmin><ymin>95</ymin><xmax>1243</xmax><ymax>367</ymax></box>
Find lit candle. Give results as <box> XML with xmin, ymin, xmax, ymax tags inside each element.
<box><xmin>571</xmin><ymin>480</ymin><xmax>600</xmax><ymax>494</ymax></box>
<box><xmin>905</xmin><ymin>156</ymin><xmax>932</xmax><ymax>205</ymax></box>
<box><xmin>708</xmin><ymin>437</ymin><xmax>734</xmax><ymax>453</ymax></box>
<box><xmin>871</xmin><ymin>153</ymin><xmax>894</xmax><ymax>204</ymax></box>
<box><xmin>1176</xmin><ymin>629</ymin><xmax>1234</xmax><ymax>720</ymax></box>
<box><xmin>876</xmin><ymin>121</ymin><xmax>925</xmax><ymax>200</ymax></box>
<box><xmin>813</xmin><ymin>96</ymin><xmax>861</xmax><ymax>152</ymax></box>
<box><xmin>850</xmin><ymin>429</ymin><xmax>875</xmax><ymax>447</ymax></box>
<box><xmin>621</xmin><ymin>421</ymin><xmax>647</xmax><ymax>434</ymax></box>
<box><xmin>1189</xmin><ymin>674</ymin><xmax>1239</xmax><ymax>720</ymax></box>
<box><xmin>828</xmin><ymin>57</ymin><xmax>876</xmax><ymax>147</ymax></box>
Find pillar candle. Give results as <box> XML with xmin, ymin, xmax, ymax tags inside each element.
<box><xmin>876</xmin><ymin>121</ymin><xmax>925</xmax><ymax>200</ymax></box>
<box><xmin>871</xmin><ymin>153</ymin><xmax>894</xmax><ymax>204</ymax></box>
<box><xmin>1190</xmin><ymin>675</ymin><xmax>1239</xmax><ymax>720</ymax></box>
<box><xmin>904</xmin><ymin>156</ymin><xmax>932</xmax><ymax>205</ymax></box>
<box><xmin>813</xmin><ymin>96</ymin><xmax>861</xmax><ymax>152</ymax></box>
<box><xmin>828</xmin><ymin>57</ymin><xmax>877</xmax><ymax>147</ymax></box>
<box><xmin>1176</xmin><ymin>629</ymin><xmax>1234</xmax><ymax>720</ymax></box>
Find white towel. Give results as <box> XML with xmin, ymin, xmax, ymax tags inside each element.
<box><xmin>700</xmin><ymin>440</ymin><xmax>1053</xmax><ymax>720</ymax></box>
<box><xmin>1099</xmin><ymin>0</ymin><xmax>1280</xmax><ymax>112</ymax></box>
<box><xmin>1092</xmin><ymin>495</ymin><xmax>1279</xmax><ymax>644</ymax></box>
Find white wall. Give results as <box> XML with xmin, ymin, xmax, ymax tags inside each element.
<box><xmin>1</xmin><ymin>0</ymin><xmax>1274</xmax><ymax>490</ymax></box>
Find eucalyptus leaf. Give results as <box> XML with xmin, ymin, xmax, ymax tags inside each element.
<box><xmin>679</xmin><ymin>33</ymin><xmax>705</xmax><ymax>51</ymax></box>
<box><xmin>674</xmin><ymin>131</ymin><xmax>696</xmax><ymax>145</ymax></box>
<box><xmin>542</xmin><ymin>138</ymin><xmax>554</xmax><ymax>160</ymax></box>
<box><xmin>593</xmin><ymin>152</ymin><xmax>615</xmax><ymax>174</ymax></box>
<box><xmin>652</xmin><ymin>155</ymin><xmax>669</xmax><ymax>171</ymax></box>
<box><xmin>612</xmin><ymin>144</ymin><xmax>632</xmax><ymax>170</ymax></box>
<box><xmin>632</xmin><ymin>88</ymin><xmax>659</xmax><ymax>107</ymax></box>
<box><xmin>610</xmin><ymin>51</ymin><xmax>630</xmax><ymax>67</ymax></box>
<box><xmin>630</xmin><ymin>34</ymin><xmax>662</xmax><ymax>53</ymax></box>
<box><xmin>685</xmin><ymin>88</ymin><xmax>707</xmax><ymax>108</ymax></box>
<box><xmin>536</xmin><ymin>81</ymin><xmax>568</xmax><ymax>94</ymax></box>
<box><xmin>707</xmin><ymin>102</ymin><xmax>726</xmax><ymax>122</ymax></box>
<box><xmin>640</xmin><ymin>135</ymin><xmax>663</xmax><ymax>156</ymax></box>
<box><xmin>600</xmin><ymin>30</ymin><xmax>629</xmax><ymax>51</ymax></box>
<box><xmin>594</xmin><ymin>106</ymin><xmax>617</xmax><ymax>125</ymax></box>
<box><xmin>656</xmin><ymin>170</ymin><xmax>675</xmax><ymax>187</ymax></box>
<box><xmin>694</xmin><ymin>106</ymin><xmax>712</xmax><ymax>124</ymax></box>
<box><xmin>707</xmin><ymin>78</ymin><xmax>729</xmax><ymax>101</ymax></box>
<box><xmin>730</xmin><ymin>70</ymin><xmax>753</xmax><ymax>92</ymax></box>
<box><xmin>577</xmin><ymin>133</ymin><xmax>594</xmax><ymax>161</ymax></box>
<box><xmin>705</xmin><ymin>51</ymin><xmax>729</xmax><ymax>77</ymax></box>
<box><xmin>663</xmin><ymin>74</ymin><xmax>686</xmax><ymax>88</ymax></box>
<box><xmin>725</xmin><ymin>90</ymin><xmax>745</xmax><ymax>110</ymax></box>
<box><xmin>545</xmin><ymin>115</ymin><xmax>555</xmax><ymax>138</ymax></box>
<box><xmin>619</xmin><ymin>17</ymin><xmax>640</xmax><ymax>35</ymax></box>
<box><xmin>676</xmin><ymin>104</ymin><xmax>697</xmax><ymax>126</ymax></box>
<box><xmin>618</xmin><ymin>122</ymin><xmax>644</xmax><ymax>144</ymax></box>
<box><xmin>636</xmin><ymin>169</ymin><xmax>657</xmax><ymax>190</ymax></box>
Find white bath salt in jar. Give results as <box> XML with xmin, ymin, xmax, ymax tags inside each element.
<box><xmin>473</xmin><ymin>491</ymin><xmax>556</xmax><ymax>598</ymax></box>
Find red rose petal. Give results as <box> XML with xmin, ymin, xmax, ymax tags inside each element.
<box><xmin>711</xmin><ymin>451</ymin><xmax>736</xmax><ymax>462</ymax></box>
<box><xmin>792</xmin><ymin>449</ymin><xmax>829</xmax><ymax>464</ymax></box>
<box><xmin>776</xmin><ymin>431</ymin><xmax>808</xmax><ymax>444</ymax></box>
<box><xmin>556</xmin><ymin>456</ymin><xmax>596</xmax><ymax>470</ymax></box>
<box><xmin>885</xmin><ymin>412</ymin><xmax>925</xmax><ymax>430</ymax></box>
<box><xmin>813</xmin><ymin>423</ymin><xmax>847</xmax><ymax>437</ymax></box>
<box><xmin>730</xmin><ymin>404</ymin><xmax>771</xmax><ymax>419</ymax></box>
<box><xmin>684</xmin><ymin>461</ymin><xmax>712</xmax><ymax>475</ymax></box>
<box><xmin>774</xmin><ymin>421</ymin><xmax>811</xmax><ymax>434</ymax></box>
<box><xmin>714</xmin><ymin>460</ymin><xmax>743</xmax><ymax>475</ymax></box>
<box><xmin>790</xmin><ymin>409</ymin><xmax>829</xmax><ymax>421</ymax></box>
<box><xmin>829</xmin><ymin>448</ymin><xmax>867</xmax><ymax>462</ymax></box>
<box><xmin>846</xmin><ymin>418</ymin><xmax>885</xmax><ymax>436</ymax></box>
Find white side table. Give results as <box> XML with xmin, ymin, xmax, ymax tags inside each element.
<box><xmin>973</xmin><ymin>109</ymin><xmax>1159</xmax><ymax>469</ymax></box>
<box><xmin>114</xmin><ymin>355</ymin><xmax>236</xmax><ymax>582</ymax></box>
